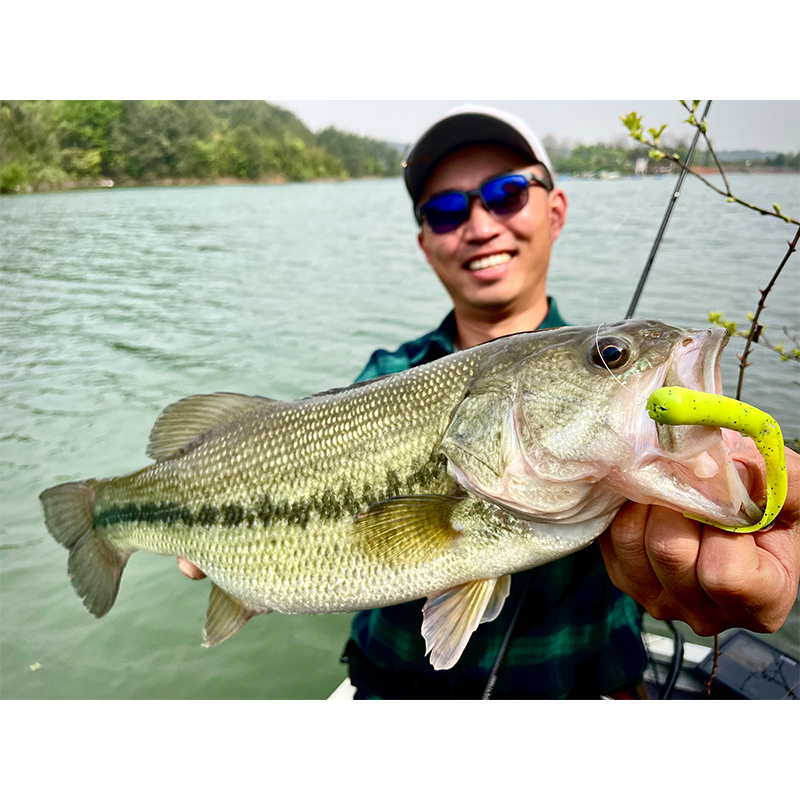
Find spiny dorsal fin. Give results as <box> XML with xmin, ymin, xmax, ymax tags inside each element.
<box><xmin>422</xmin><ymin>576</ymin><xmax>509</xmax><ymax>670</ymax></box>
<box><xmin>202</xmin><ymin>583</ymin><xmax>263</xmax><ymax>647</ymax></box>
<box><xmin>353</xmin><ymin>495</ymin><xmax>463</xmax><ymax>564</ymax></box>
<box><xmin>147</xmin><ymin>392</ymin><xmax>279</xmax><ymax>461</ymax></box>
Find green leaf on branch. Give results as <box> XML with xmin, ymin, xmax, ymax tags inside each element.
<box><xmin>620</xmin><ymin>112</ymin><xmax>644</xmax><ymax>140</ymax></box>
<box><xmin>649</xmin><ymin>149</ymin><xmax>664</xmax><ymax>161</ymax></box>
<box><xmin>708</xmin><ymin>311</ymin><xmax>738</xmax><ymax>335</ymax></box>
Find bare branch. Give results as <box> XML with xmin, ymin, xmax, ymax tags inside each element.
<box><xmin>709</xmin><ymin>314</ymin><xmax>800</xmax><ymax>362</ymax></box>
<box><xmin>679</xmin><ymin>101</ymin><xmax>732</xmax><ymax>194</ymax></box>
<box><xmin>643</xmin><ymin>139</ymin><xmax>799</xmax><ymax>225</ymax></box>
<box><xmin>622</xmin><ymin>107</ymin><xmax>798</xmax><ymax>225</ymax></box>
<box><xmin>736</xmin><ymin>226</ymin><xmax>800</xmax><ymax>400</ymax></box>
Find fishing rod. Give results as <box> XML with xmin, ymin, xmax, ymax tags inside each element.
<box><xmin>625</xmin><ymin>100</ymin><xmax>713</xmax><ymax>319</ymax></box>
<box><xmin>483</xmin><ymin>102</ymin><xmax>713</xmax><ymax>699</ymax></box>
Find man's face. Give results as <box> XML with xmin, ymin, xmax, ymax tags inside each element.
<box><xmin>417</xmin><ymin>143</ymin><xmax>567</xmax><ymax>317</ymax></box>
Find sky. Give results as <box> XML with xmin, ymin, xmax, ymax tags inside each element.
<box><xmin>271</xmin><ymin>100</ymin><xmax>799</xmax><ymax>153</ymax></box>
<box><xmin>9</xmin><ymin>4</ymin><xmax>799</xmax><ymax>158</ymax></box>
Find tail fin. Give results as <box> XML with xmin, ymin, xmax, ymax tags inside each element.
<box><xmin>40</xmin><ymin>480</ymin><xmax>128</xmax><ymax>617</ymax></box>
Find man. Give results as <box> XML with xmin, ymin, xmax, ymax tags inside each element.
<box><xmin>338</xmin><ymin>105</ymin><xmax>800</xmax><ymax>699</ymax></box>
<box><xmin>179</xmin><ymin>105</ymin><xmax>800</xmax><ymax>699</ymax></box>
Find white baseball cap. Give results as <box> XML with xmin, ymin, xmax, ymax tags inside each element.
<box><xmin>402</xmin><ymin>104</ymin><xmax>555</xmax><ymax>204</ymax></box>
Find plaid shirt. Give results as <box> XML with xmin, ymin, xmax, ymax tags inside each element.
<box><xmin>343</xmin><ymin>299</ymin><xmax>647</xmax><ymax>699</ymax></box>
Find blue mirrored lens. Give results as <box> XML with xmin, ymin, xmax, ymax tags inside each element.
<box><xmin>420</xmin><ymin>174</ymin><xmax>533</xmax><ymax>233</ymax></box>
<box><xmin>481</xmin><ymin>174</ymin><xmax>528</xmax><ymax>214</ymax></box>
<box><xmin>422</xmin><ymin>192</ymin><xmax>469</xmax><ymax>233</ymax></box>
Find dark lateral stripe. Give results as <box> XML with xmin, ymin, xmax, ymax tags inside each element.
<box><xmin>94</xmin><ymin>457</ymin><xmax>447</xmax><ymax>531</ymax></box>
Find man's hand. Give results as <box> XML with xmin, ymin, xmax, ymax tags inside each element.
<box><xmin>599</xmin><ymin>447</ymin><xmax>800</xmax><ymax>635</ymax></box>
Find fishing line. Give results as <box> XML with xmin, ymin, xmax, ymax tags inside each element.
<box><xmin>482</xmin><ymin>323</ymin><xmax>647</xmax><ymax>699</ymax></box>
<box><xmin>484</xmin><ymin>104</ymin><xmax>714</xmax><ymax>700</ymax></box>
<box><xmin>592</xmin><ymin>322</ymin><xmax>650</xmax><ymax>402</ymax></box>
<box><xmin>623</xmin><ymin>101</ymin><xmax>712</xmax><ymax>698</ymax></box>
<box><xmin>625</xmin><ymin>101</ymin><xmax>713</xmax><ymax>320</ymax></box>
<box><xmin>611</xmin><ymin>175</ymin><xmax>644</xmax><ymax>234</ymax></box>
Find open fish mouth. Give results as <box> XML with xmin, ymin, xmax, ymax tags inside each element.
<box><xmin>632</xmin><ymin>327</ymin><xmax>764</xmax><ymax>527</ymax></box>
<box><xmin>663</xmin><ymin>327</ymin><xmax>727</xmax><ymax>397</ymax></box>
<box><xmin>646</xmin><ymin>385</ymin><xmax>788</xmax><ymax>533</ymax></box>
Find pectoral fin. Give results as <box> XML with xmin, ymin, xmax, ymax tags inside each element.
<box><xmin>202</xmin><ymin>583</ymin><xmax>263</xmax><ymax>647</ymax></box>
<box><xmin>353</xmin><ymin>495</ymin><xmax>463</xmax><ymax>564</ymax></box>
<box><xmin>422</xmin><ymin>576</ymin><xmax>511</xmax><ymax>670</ymax></box>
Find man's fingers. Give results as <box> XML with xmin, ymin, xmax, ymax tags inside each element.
<box><xmin>643</xmin><ymin>505</ymin><xmax>710</xmax><ymax>614</ymax></box>
<box><xmin>697</xmin><ymin>528</ymin><xmax>792</xmax><ymax>633</ymax></box>
<box><xmin>602</xmin><ymin>502</ymin><xmax>662</xmax><ymax>598</ymax></box>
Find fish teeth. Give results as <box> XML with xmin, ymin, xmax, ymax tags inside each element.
<box><xmin>467</xmin><ymin>253</ymin><xmax>512</xmax><ymax>271</ymax></box>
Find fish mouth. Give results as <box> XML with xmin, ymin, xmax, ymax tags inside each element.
<box><xmin>663</xmin><ymin>327</ymin><xmax>727</xmax><ymax>397</ymax></box>
<box><xmin>631</xmin><ymin>327</ymin><xmax>762</xmax><ymax>526</ymax></box>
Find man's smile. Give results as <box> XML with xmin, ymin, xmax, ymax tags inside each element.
<box><xmin>464</xmin><ymin>251</ymin><xmax>514</xmax><ymax>274</ymax></box>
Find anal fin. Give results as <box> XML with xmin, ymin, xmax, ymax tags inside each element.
<box><xmin>422</xmin><ymin>575</ymin><xmax>511</xmax><ymax>670</ymax></box>
<box><xmin>202</xmin><ymin>583</ymin><xmax>263</xmax><ymax>647</ymax></box>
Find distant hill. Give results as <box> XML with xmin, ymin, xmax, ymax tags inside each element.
<box><xmin>315</xmin><ymin>127</ymin><xmax>403</xmax><ymax>178</ymax></box>
<box><xmin>0</xmin><ymin>100</ymin><xmax>403</xmax><ymax>194</ymax></box>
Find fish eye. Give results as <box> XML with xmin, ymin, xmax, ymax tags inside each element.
<box><xmin>589</xmin><ymin>337</ymin><xmax>632</xmax><ymax>370</ymax></box>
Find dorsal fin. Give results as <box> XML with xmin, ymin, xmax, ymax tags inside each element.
<box><xmin>146</xmin><ymin>392</ymin><xmax>279</xmax><ymax>461</ymax></box>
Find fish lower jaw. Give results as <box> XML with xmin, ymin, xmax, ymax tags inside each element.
<box><xmin>612</xmin><ymin>458</ymin><xmax>759</xmax><ymax>528</ymax></box>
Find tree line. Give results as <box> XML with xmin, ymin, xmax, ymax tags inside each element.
<box><xmin>544</xmin><ymin>135</ymin><xmax>799</xmax><ymax>177</ymax></box>
<box><xmin>0</xmin><ymin>100</ymin><xmax>404</xmax><ymax>193</ymax></box>
<box><xmin>2</xmin><ymin>101</ymin><xmax>796</xmax><ymax>194</ymax></box>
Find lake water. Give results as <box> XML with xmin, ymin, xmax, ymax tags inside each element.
<box><xmin>1</xmin><ymin>173</ymin><xmax>798</xmax><ymax>699</ymax></box>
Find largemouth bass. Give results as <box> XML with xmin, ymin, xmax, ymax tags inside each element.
<box><xmin>40</xmin><ymin>319</ymin><xmax>763</xmax><ymax>670</ymax></box>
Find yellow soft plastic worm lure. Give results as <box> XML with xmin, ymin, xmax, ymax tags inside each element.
<box><xmin>647</xmin><ymin>387</ymin><xmax>787</xmax><ymax>532</ymax></box>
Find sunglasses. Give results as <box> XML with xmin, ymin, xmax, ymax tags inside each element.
<box><xmin>415</xmin><ymin>170</ymin><xmax>553</xmax><ymax>234</ymax></box>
